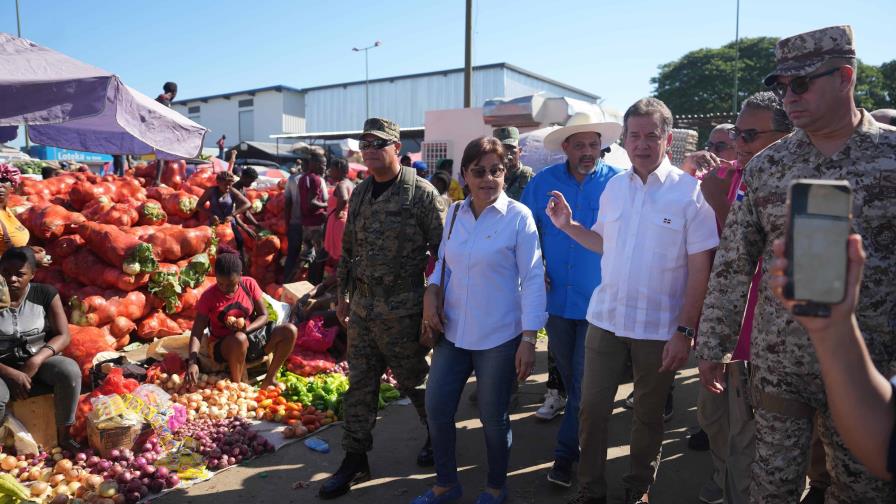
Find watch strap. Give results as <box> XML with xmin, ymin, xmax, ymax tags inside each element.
<box><xmin>676</xmin><ymin>325</ymin><xmax>695</xmax><ymax>339</ymax></box>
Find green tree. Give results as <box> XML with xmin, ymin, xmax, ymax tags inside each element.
<box><xmin>651</xmin><ymin>37</ymin><xmax>778</xmax><ymax>116</ymax></box>
<box><xmin>652</xmin><ymin>40</ymin><xmax>893</xmax><ymax>116</ymax></box>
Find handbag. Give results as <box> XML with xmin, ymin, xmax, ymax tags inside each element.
<box><xmin>426</xmin><ymin>203</ymin><xmax>460</xmax><ymax>346</ymax></box>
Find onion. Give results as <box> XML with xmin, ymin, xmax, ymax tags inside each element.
<box><xmin>137</xmin><ymin>485</ymin><xmax>149</xmax><ymax>498</ymax></box>
<box><xmin>86</xmin><ymin>456</ymin><xmax>101</xmax><ymax>467</ymax></box>
<box><xmin>31</xmin><ymin>481</ymin><xmax>49</xmax><ymax>496</ymax></box>
<box><xmin>120</xmin><ymin>449</ymin><xmax>133</xmax><ymax>461</ymax></box>
<box><xmin>108</xmin><ymin>449</ymin><xmax>121</xmax><ymax>461</ymax></box>
<box><xmin>112</xmin><ymin>495</ymin><xmax>126</xmax><ymax>504</ymax></box>
<box><xmin>75</xmin><ymin>452</ymin><xmax>88</xmax><ymax>463</ymax></box>
<box><xmin>142</xmin><ymin>465</ymin><xmax>156</xmax><ymax>477</ymax></box>
<box><xmin>86</xmin><ymin>474</ymin><xmax>104</xmax><ymax>489</ymax></box>
<box><xmin>50</xmin><ymin>473</ymin><xmax>67</xmax><ymax>486</ymax></box>
<box><xmin>166</xmin><ymin>474</ymin><xmax>180</xmax><ymax>488</ymax></box>
<box><xmin>125</xmin><ymin>491</ymin><xmax>141</xmax><ymax>504</ymax></box>
<box><xmin>140</xmin><ymin>443</ymin><xmax>153</xmax><ymax>454</ymax></box>
<box><xmin>116</xmin><ymin>471</ymin><xmax>133</xmax><ymax>485</ymax></box>
<box><xmin>154</xmin><ymin>466</ymin><xmax>170</xmax><ymax>480</ymax></box>
<box><xmin>109</xmin><ymin>464</ymin><xmax>124</xmax><ymax>477</ymax></box>
<box><xmin>54</xmin><ymin>459</ymin><xmax>74</xmax><ymax>474</ymax></box>
<box><xmin>132</xmin><ymin>457</ymin><xmax>147</xmax><ymax>470</ymax></box>
<box><xmin>98</xmin><ymin>480</ymin><xmax>119</xmax><ymax>498</ymax></box>
<box><xmin>148</xmin><ymin>479</ymin><xmax>165</xmax><ymax>494</ymax></box>
<box><xmin>97</xmin><ymin>460</ymin><xmax>112</xmax><ymax>472</ymax></box>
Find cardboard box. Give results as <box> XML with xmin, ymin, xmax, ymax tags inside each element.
<box><xmin>9</xmin><ymin>394</ymin><xmax>57</xmax><ymax>449</ymax></box>
<box><xmin>280</xmin><ymin>281</ymin><xmax>315</xmax><ymax>306</ymax></box>
<box><xmin>87</xmin><ymin>419</ymin><xmax>150</xmax><ymax>458</ymax></box>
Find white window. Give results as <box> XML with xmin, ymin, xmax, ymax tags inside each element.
<box><xmin>422</xmin><ymin>141</ymin><xmax>450</xmax><ymax>178</ymax></box>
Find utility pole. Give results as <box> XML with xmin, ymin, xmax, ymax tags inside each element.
<box><xmin>352</xmin><ymin>41</ymin><xmax>382</xmax><ymax>119</ymax></box>
<box><xmin>16</xmin><ymin>0</ymin><xmax>30</xmax><ymax>149</ymax></box>
<box><xmin>463</xmin><ymin>0</ymin><xmax>473</xmax><ymax>108</ymax></box>
<box><xmin>733</xmin><ymin>0</ymin><xmax>740</xmax><ymax>114</ymax></box>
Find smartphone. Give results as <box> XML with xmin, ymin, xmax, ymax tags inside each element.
<box><xmin>784</xmin><ymin>179</ymin><xmax>852</xmax><ymax>316</ymax></box>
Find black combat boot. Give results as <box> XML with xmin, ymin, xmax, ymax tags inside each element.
<box><xmin>417</xmin><ymin>433</ymin><xmax>434</xmax><ymax>467</ymax></box>
<box><xmin>318</xmin><ymin>452</ymin><xmax>371</xmax><ymax>499</ymax></box>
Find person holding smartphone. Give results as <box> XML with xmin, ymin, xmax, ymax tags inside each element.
<box><xmin>767</xmin><ymin>234</ymin><xmax>895</xmax><ymax>482</ymax></box>
<box><xmin>697</xmin><ymin>25</ymin><xmax>896</xmax><ymax>502</ymax></box>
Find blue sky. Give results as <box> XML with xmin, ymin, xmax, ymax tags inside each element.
<box><xmin>1</xmin><ymin>0</ymin><xmax>891</xmax><ymax>116</ymax></box>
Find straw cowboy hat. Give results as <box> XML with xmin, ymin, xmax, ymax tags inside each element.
<box><xmin>543</xmin><ymin>111</ymin><xmax>623</xmax><ymax>152</ymax></box>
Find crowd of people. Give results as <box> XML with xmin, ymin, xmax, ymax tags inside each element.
<box><xmin>283</xmin><ymin>24</ymin><xmax>896</xmax><ymax>504</ymax></box>
<box><xmin>0</xmin><ymin>22</ymin><xmax>893</xmax><ymax>504</ymax></box>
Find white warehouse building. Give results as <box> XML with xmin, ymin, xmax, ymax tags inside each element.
<box><xmin>172</xmin><ymin>63</ymin><xmax>598</xmax><ymax>148</ymax></box>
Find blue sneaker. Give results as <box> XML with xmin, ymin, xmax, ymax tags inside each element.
<box><xmin>410</xmin><ymin>485</ymin><xmax>463</xmax><ymax>504</ymax></box>
<box><xmin>474</xmin><ymin>487</ymin><xmax>508</xmax><ymax>504</ymax></box>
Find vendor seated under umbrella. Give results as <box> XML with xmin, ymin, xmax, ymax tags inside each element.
<box><xmin>185</xmin><ymin>247</ymin><xmax>297</xmax><ymax>388</ymax></box>
<box><xmin>0</xmin><ymin>247</ymin><xmax>81</xmax><ymax>451</ymax></box>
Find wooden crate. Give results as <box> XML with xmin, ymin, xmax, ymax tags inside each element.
<box><xmin>9</xmin><ymin>394</ymin><xmax>57</xmax><ymax>449</ymax></box>
<box><xmin>86</xmin><ymin>419</ymin><xmax>150</xmax><ymax>458</ymax></box>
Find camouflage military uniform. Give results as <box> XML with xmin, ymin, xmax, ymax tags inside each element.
<box><xmin>697</xmin><ymin>111</ymin><xmax>896</xmax><ymax>502</ymax></box>
<box><xmin>337</xmin><ymin>164</ymin><xmax>446</xmax><ymax>454</ymax></box>
<box><xmin>503</xmin><ymin>164</ymin><xmax>534</xmax><ymax>201</ymax></box>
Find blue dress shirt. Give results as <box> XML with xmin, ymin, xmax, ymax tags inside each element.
<box><xmin>520</xmin><ymin>160</ymin><xmax>622</xmax><ymax>319</ymax></box>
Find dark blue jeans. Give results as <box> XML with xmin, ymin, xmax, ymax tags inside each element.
<box><xmin>426</xmin><ymin>335</ymin><xmax>520</xmax><ymax>490</ymax></box>
<box><xmin>545</xmin><ymin>316</ymin><xmax>589</xmax><ymax>463</ymax></box>
<box><xmin>282</xmin><ymin>223</ymin><xmax>303</xmax><ymax>284</ymax></box>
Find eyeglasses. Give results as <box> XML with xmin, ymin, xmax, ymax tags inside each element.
<box><xmin>704</xmin><ymin>141</ymin><xmax>733</xmax><ymax>154</ymax></box>
<box><xmin>467</xmin><ymin>166</ymin><xmax>506</xmax><ymax>179</ymax></box>
<box><xmin>358</xmin><ymin>139</ymin><xmax>394</xmax><ymax>151</ymax></box>
<box><xmin>770</xmin><ymin>67</ymin><xmax>841</xmax><ymax>99</ymax></box>
<box><xmin>728</xmin><ymin>127</ymin><xmax>777</xmax><ymax>144</ymax></box>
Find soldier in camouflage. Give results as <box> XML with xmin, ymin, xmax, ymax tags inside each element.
<box><xmin>696</xmin><ymin>25</ymin><xmax>896</xmax><ymax>503</ymax></box>
<box><xmin>493</xmin><ymin>127</ymin><xmax>534</xmax><ymax>201</ymax></box>
<box><xmin>319</xmin><ymin>118</ymin><xmax>447</xmax><ymax>500</ymax></box>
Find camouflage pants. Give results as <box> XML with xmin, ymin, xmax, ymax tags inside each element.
<box><xmin>751</xmin><ymin>367</ymin><xmax>894</xmax><ymax>503</ymax></box>
<box><xmin>342</xmin><ymin>311</ymin><xmax>429</xmax><ymax>454</ymax></box>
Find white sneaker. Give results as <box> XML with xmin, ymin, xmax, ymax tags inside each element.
<box><xmin>535</xmin><ymin>389</ymin><xmax>566</xmax><ymax>420</ymax></box>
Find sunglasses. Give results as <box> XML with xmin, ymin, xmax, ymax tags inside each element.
<box><xmin>467</xmin><ymin>166</ymin><xmax>506</xmax><ymax>179</ymax></box>
<box><xmin>358</xmin><ymin>139</ymin><xmax>394</xmax><ymax>151</ymax></box>
<box><xmin>704</xmin><ymin>141</ymin><xmax>733</xmax><ymax>154</ymax></box>
<box><xmin>728</xmin><ymin>127</ymin><xmax>776</xmax><ymax>144</ymax></box>
<box><xmin>770</xmin><ymin>67</ymin><xmax>841</xmax><ymax>99</ymax></box>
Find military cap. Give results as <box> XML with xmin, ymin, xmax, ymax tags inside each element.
<box><xmin>493</xmin><ymin>126</ymin><xmax>520</xmax><ymax>147</ymax></box>
<box><xmin>763</xmin><ymin>25</ymin><xmax>856</xmax><ymax>86</ymax></box>
<box><xmin>361</xmin><ymin>117</ymin><xmax>400</xmax><ymax>142</ymax></box>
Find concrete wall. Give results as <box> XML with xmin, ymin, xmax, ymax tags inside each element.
<box><xmin>174</xmin><ymin>89</ymin><xmax>305</xmax><ymax>148</ymax></box>
<box><xmin>423</xmin><ymin>107</ymin><xmax>494</xmax><ymax>180</ymax></box>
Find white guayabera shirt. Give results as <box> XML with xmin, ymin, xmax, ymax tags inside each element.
<box><xmin>587</xmin><ymin>159</ymin><xmax>719</xmax><ymax>341</ymax></box>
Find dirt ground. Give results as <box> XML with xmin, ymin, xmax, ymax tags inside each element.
<box><xmin>155</xmin><ymin>341</ymin><xmax>715</xmax><ymax>504</ymax></box>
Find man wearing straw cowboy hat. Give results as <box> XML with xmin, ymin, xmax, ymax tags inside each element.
<box><xmin>520</xmin><ymin>111</ymin><xmax>623</xmax><ymax>488</ymax></box>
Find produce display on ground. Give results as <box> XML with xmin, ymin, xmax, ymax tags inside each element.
<box><xmin>0</xmin><ymin>164</ymin><xmax>404</xmax><ymax>504</ymax></box>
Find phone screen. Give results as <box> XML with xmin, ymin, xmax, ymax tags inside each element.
<box><xmin>788</xmin><ymin>181</ymin><xmax>852</xmax><ymax>305</ymax></box>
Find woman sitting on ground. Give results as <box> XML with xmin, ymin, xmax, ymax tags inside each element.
<box><xmin>186</xmin><ymin>248</ymin><xmax>297</xmax><ymax>388</ymax></box>
<box><xmin>0</xmin><ymin>247</ymin><xmax>81</xmax><ymax>450</ymax></box>
<box><xmin>413</xmin><ymin>137</ymin><xmax>547</xmax><ymax>504</ymax></box>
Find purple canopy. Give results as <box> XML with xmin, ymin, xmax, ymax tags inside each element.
<box><xmin>0</xmin><ymin>33</ymin><xmax>207</xmax><ymax>160</ymax></box>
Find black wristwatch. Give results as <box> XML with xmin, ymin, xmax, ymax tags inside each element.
<box><xmin>676</xmin><ymin>325</ymin><xmax>695</xmax><ymax>339</ymax></box>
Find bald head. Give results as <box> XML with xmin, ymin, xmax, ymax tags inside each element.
<box><xmin>871</xmin><ymin>109</ymin><xmax>896</xmax><ymax>126</ymax></box>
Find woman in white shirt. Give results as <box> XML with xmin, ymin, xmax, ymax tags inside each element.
<box><xmin>412</xmin><ymin>137</ymin><xmax>547</xmax><ymax>504</ymax></box>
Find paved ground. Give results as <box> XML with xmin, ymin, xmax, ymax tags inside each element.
<box><xmin>156</xmin><ymin>342</ymin><xmax>713</xmax><ymax>504</ymax></box>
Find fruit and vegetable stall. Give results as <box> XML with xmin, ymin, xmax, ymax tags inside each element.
<box><xmin>0</xmin><ymin>162</ymin><xmax>403</xmax><ymax>504</ymax></box>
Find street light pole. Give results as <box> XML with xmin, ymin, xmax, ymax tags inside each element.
<box><xmin>353</xmin><ymin>41</ymin><xmax>382</xmax><ymax>119</ymax></box>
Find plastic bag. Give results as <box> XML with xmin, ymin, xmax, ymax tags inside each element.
<box><xmin>131</xmin><ymin>384</ymin><xmax>171</xmax><ymax>413</ymax></box>
<box><xmin>0</xmin><ymin>414</ymin><xmax>39</xmax><ymax>455</ymax></box>
<box><xmin>295</xmin><ymin>316</ymin><xmax>337</xmax><ymax>353</ymax></box>
<box><xmin>146</xmin><ymin>334</ymin><xmax>191</xmax><ymax>361</ymax></box>
<box><xmin>97</xmin><ymin>368</ymin><xmax>139</xmax><ymax>396</ymax></box>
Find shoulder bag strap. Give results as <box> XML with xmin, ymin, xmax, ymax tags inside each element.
<box><xmin>438</xmin><ymin>203</ymin><xmax>461</xmax><ymax>292</ymax></box>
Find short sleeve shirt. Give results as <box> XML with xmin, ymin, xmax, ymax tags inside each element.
<box><xmin>195</xmin><ymin>277</ymin><xmax>263</xmax><ymax>341</ymax></box>
<box><xmin>0</xmin><ymin>283</ymin><xmax>58</xmax><ymax>359</ymax></box>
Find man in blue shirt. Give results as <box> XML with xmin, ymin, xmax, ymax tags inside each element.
<box><xmin>521</xmin><ymin>112</ymin><xmax>623</xmax><ymax>487</ymax></box>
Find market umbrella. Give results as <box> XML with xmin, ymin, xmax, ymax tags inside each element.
<box><xmin>0</xmin><ymin>33</ymin><xmax>207</xmax><ymax>160</ymax></box>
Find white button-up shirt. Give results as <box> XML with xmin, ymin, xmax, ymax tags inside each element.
<box><xmin>586</xmin><ymin>159</ymin><xmax>719</xmax><ymax>341</ymax></box>
<box><xmin>430</xmin><ymin>193</ymin><xmax>548</xmax><ymax>350</ymax></box>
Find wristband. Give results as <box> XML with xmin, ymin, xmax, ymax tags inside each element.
<box><xmin>521</xmin><ymin>334</ymin><xmax>537</xmax><ymax>346</ymax></box>
<box><xmin>40</xmin><ymin>344</ymin><xmax>57</xmax><ymax>356</ymax></box>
